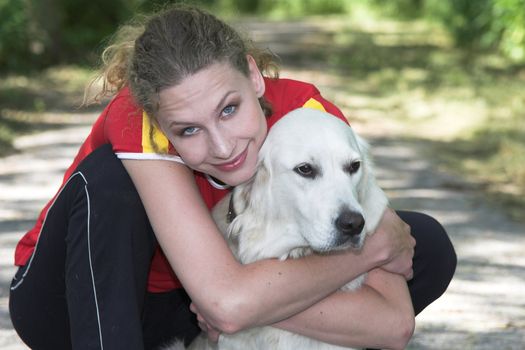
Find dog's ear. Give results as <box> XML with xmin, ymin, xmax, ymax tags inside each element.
<box><xmin>228</xmin><ymin>158</ymin><xmax>272</xmax><ymax>238</ymax></box>
<box><xmin>354</xmin><ymin>133</ymin><xmax>370</xmax><ymax>160</ymax></box>
<box><xmin>229</xmin><ymin>153</ymin><xmax>273</xmax><ymax>237</ymax></box>
<box><xmin>354</xmin><ymin>133</ymin><xmax>373</xmax><ymax>199</ymax></box>
<box><xmin>233</xmin><ymin>154</ymin><xmax>273</xmax><ymax>215</ymax></box>
<box><xmin>354</xmin><ymin>133</ymin><xmax>389</xmax><ymax>233</ymax></box>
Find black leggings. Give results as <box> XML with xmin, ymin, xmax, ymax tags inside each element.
<box><xmin>9</xmin><ymin>145</ymin><xmax>199</xmax><ymax>350</ymax></box>
<box><xmin>9</xmin><ymin>144</ymin><xmax>456</xmax><ymax>349</ymax></box>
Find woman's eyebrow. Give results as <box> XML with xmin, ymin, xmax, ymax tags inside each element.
<box><xmin>166</xmin><ymin>90</ymin><xmax>239</xmax><ymax>128</ymax></box>
<box><xmin>214</xmin><ymin>90</ymin><xmax>237</xmax><ymax>114</ymax></box>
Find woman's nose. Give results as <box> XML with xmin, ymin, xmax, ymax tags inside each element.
<box><xmin>209</xmin><ymin>129</ymin><xmax>234</xmax><ymax>159</ymax></box>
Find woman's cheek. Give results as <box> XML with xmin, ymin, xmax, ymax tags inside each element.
<box><xmin>174</xmin><ymin>141</ymin><xmax>205</xmax><ymax>168</ymax></box>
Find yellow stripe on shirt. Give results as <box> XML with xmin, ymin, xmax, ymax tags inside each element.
<box><xmin>302</xmin><ymin>98</ymin><xmax>326</xmax><ymax>112</ymax></box>
<box><xmin>142</xmin><ymin>111</ymin><xmax>170</xmax><ymax>154</ymax></box>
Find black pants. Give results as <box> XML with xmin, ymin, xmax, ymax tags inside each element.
<box><xmin>9</xmin><ymin>144</ymin><xmax>456</xmax><ymax>349</ymax></box>
<box><xmin>9</xmin><ymin>145</ymin><xmax>199</xmax><ymax>350</ymax></box>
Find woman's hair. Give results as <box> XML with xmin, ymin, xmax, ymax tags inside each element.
<box><xmin>86</xmin><ymin>4</ymin><xmax>279</xmax><ymax>118</ymax></box>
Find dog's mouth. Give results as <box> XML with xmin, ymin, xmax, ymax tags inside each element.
<box><xmin>312</xmin><ymin>233</ymin><xmax>365</xmax><ymax>253</ymax></box>
<box><xmin>337</xmin><ymin>234</ymin><xmax>365</xmax><ymax>250</ymax></box>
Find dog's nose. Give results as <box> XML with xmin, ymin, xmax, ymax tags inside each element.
<box><xmin>335</xmin><ymin>211</ymin><xmax>365</xmax><ymax>237</ymax></box>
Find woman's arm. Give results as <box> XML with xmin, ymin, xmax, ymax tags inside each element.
<box><xmin>275</xmin><ymin>268</ymin><xmax>415</xmax><ymax>350</ymax></box>
<box><xmin>122</xmin><ymin>159</ymin><xmax>414</xmax><ymax>334</ymax></box>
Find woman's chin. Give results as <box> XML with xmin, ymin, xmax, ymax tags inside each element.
<box><xmin>216</xmin><ymin>169</ymin><xmax>256</xmax><ymax>187</ymax></box>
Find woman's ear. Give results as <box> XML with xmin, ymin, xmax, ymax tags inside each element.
<box><xmin>246</xmin><ymin>55</ymin><xmax>265</xmax><ymax>98</ymax></box>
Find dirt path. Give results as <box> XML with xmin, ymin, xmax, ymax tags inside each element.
<box><xmin>2</xmin><ymin>112</ymin><xmax>525</xmax><ymax>350</ymax></box>
<box><xmin>369</xmin><ymin>137</ymin><xmax>525</xmax><ymax>349</ymax></box>
<box><xmin>1</xmin><ymin>18</ymin><xmax>525</xmax><ymax>350</ymax></box>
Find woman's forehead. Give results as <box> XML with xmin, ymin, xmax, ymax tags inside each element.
<box><xmin>165</xmin><ymin>63</ymin><xmax>245</xmax><ymax>97</ymax></box>
<box><xmin>157</xmin><ymin>63</ymin><xmax>250</xmax><ymax>120</ymax></box>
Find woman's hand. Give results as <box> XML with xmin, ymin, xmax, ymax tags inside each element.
<box><xmin>363</xmin><ymin>208</ymin><xmax>415</xmax><ymax>280</ymax></box>
<box><xmin>190</xmin><ymin>302</ymin><xmax>221</xmax><ymax>342</ymax></box>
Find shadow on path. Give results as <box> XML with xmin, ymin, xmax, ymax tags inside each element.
<box><xmin>369</xmin><ymin>137</ymin><xmax>525</xmax><ymax>349</ymax></box>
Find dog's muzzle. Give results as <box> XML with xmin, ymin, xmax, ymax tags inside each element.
<box><xmin>335</xmin><ymin>210</ymin><xmax>365</xmax><ymax>243</ymax></box>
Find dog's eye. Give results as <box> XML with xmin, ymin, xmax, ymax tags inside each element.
<box><xmin>294</xmin><ymin>163</ymin><xmax>317</xmax><ymax>179</ymax></box>
<box><xmin>346</xmin><ymin>161</ymin><xmax>361</xmax><ymax>174</ymax></box>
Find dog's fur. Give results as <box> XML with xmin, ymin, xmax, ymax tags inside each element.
<box><xmin>169</xmin><ymin>108</ymin><xmax>388</xmax><ymax>350</ymax></box>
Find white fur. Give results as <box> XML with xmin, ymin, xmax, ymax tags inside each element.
<box><xmin>169</xmin><ymin>108</ymin><xmax>388</xmax><ymax>350</ymax></box>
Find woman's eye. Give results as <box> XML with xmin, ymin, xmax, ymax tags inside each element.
<box><xmin>181</xmin><ymin>126</ymin><xmax>200</xmax><ymax>136</ymax></box>
<box><xmin>222</xmin><ymin>105</ymin><xmax>236</xmax><ymax>117</ymax></box>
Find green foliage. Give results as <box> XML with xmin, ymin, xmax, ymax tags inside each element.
<box><xmin>373</xmin><ymin>0</ymin><xmax>525</xmax><ymax>62</ymax></box>
<box><xmin>438</xmin><ymin>0</ymin><xmax>494</xmax><ymax>49</ymax></box>
<box><xmin>216</xmin><ymin>0</ymin><xmax>261</xmax><ymax>13</ymax></box>
<box><xmin>214</xmin><ymin>0</ymin><xmax>348</xmax><ymax>17</ymax></box>
<box><xmin>0</xmin><ymin>0</ymin><xmax>32</xmax><ymax>71</ymax></box>
<box><xmin>2</xmin><ymin>0</ymin><xmax>524</xmax><ymax>71</ymax></box>
<box><xmin>0</xmin><ymin>0</ymin><xmax>348</xmax><ymax>72</ymax></box>
<box><xmin>283</xmin><ymin>0</ymin><xmax>347</xmax><ymax>15</ymax></box>
<box><xmin>0</xmin><ymin>0</ymin><xmax>149</xmax><ymax>71</ymax></box>
<box><xmin>370</xmin><ymin>0</ymin><xmax>425</xmax><ymax>18</ymax></box>
<box><xmin>491</xmin><ymin>0</ymin><xmax>525</xmax><ymax>60</ymax></box>
<box><xmin>436</xmin><ymin>0</ymin><xmax>525</xmax><ymax>61</ymax></box>
<box><xmin>57</xmin><ymin>0</ymin><xmax>141</xmax><ymax>63</ymax></box>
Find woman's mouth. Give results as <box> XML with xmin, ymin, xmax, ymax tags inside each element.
<box><xmin>215</xmin><ymin>147</ymin><xmax>248</xmax><ymax>172</ymax></box>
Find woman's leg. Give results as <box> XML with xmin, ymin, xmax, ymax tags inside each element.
<box><xmin>397</xmin><ymin>211</ymin><xmax>457</xmax><ymax>315</ymax></box>
<box><xmin>9</xmin><ymin>144</ymin><xmax>157</xmax><ymax>349</ymax></box>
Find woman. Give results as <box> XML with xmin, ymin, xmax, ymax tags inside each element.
<box><xmin>9</xmin><ymin>4</ymin><xmax>456</xmax><ymax>350</ymax></box>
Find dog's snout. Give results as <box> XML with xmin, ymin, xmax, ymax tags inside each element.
<box><xmin>335</xmin><ymin>211</ymin><xmax>365</xmax><ymax>237</ymax></box>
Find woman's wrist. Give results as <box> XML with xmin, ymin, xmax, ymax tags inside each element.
<box><xmin>359</xmin><ymin>208</ymin><xmax>416</xmax><ymax>278</ymax></box>
<box><xmin>357</xmin><ymin>234</ymin><xmax>392</xmax><ymax>270</ymax></box>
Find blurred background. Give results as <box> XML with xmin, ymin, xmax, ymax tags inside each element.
<box><xmin>1</xmin><ymin>0</ymin><xmax>525</xmax><ymax>349</ymax></box>
<box><xmin>1</xmin><ymin>0</ymin><xmax>524</xmax><ymax>219</ymax></box>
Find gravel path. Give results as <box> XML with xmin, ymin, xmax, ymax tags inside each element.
<box><xmin>1</xmin><ymin>112</ymin><xmax>524</xmax><ymax>349</ymax></box>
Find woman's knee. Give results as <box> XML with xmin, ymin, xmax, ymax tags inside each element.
<box><xmin>412</xmin><ymin>212</ymin><xmax>457</xmax><ymax>278</ymax></box>
<box><xmin>399</xmin><ymin>211</ymin><xmax>456</xmax><ymax>266</ymax></box>
<box><xmin>399</xmin><ymin>211</ymin><xmax>457</xmax><ymax>312</ymax></box>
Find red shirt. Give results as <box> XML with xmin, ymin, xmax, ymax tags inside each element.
<box><xmin>14</xmin><ymin>77</ymin><xmax>347</xmax><ymax>292</ymax></box>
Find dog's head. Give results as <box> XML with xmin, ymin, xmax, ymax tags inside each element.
<box><xmin>229</xmin><ymin>108</ymin><xmax>388</xmax><ymax>260</ymax></box>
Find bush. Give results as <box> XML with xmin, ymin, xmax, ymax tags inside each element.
<box><xmin>491</xmin><ymin>0</ymin><xmax>525</xmax><ymax>60</ymax></box>
<box><xmin>387</xmin><ymin>0</ymin><xmax>525</xmax><ymax>62</ymax></box>
<box><xmin>0</xmin><ymin>0</ymin><xmax>148</xmax><ymax>71</ymax></box>
<box><xmin>218</xmin><ymin>0</ymin><xmax>347</xmax><ymax>17</ymax></box>
<box><xmin>0</xmin><ymin>0</ymin><xmax>33</xmax><ymax>71</ymax></box>
<box><xmin>438</xmin><ymin>0</ymin><xmax>494</xmax><ymax>49</ymax></box>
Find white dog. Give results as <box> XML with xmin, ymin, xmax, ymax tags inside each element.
<box><xmin>169</xmin><ymin>108</ymin><xmax>388</xmax><ymax>350</ymax></box>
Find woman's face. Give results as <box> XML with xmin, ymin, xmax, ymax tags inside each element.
<box><xmin>157</xmin><ymin>57</ymin><xmax>268</xmax><ymax>186</ymax></box>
